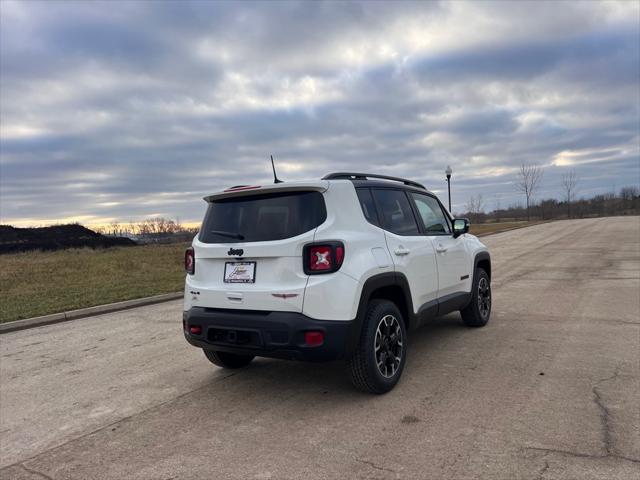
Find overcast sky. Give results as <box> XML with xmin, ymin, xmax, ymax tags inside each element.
<box><xmin>1</xmin><ymin>0</ymin><xmax>639</xmax><ymax>226</ymax></box>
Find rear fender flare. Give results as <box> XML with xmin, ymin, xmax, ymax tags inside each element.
<box><xmin>344</xmin><ymin>272</ymin><xmax>414</xmax><ymax>357</ymax></box>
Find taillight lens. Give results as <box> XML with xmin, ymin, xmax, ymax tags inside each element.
<box><xmin>309</xmin><ymin>246</ymin><xmax>332</xmax><ymax>271</ymax></box>
<box><xmin>185</xmin><ymin>247</ymin><xmax>195</xmax><ymax>274</ymax></box>
<box><xmin>303</xmin><ymin>242</ymin><xmax>345</xmax><ymax>274</ymax></box>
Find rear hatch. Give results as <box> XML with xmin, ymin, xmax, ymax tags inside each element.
<box><xmin>190</xmin><ymin>185</ymin><xmax>327</xmax><ymax>312</ymax></box>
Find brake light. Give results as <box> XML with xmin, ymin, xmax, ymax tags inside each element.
<box><xmin>303</xmin><ymin>242</ymin><xmax>345</xmax><ymax>274</ymax></box>
<box><xmin>185</xmin><ymin>247</ymin><xmax>195</xmax><ymax>274</ymax></box>
<box><xmin>223</xmin><ymin>185</ymin><xmax>261</xmax><ymax>192</ymax></box>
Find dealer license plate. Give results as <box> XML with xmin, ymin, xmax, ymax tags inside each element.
<box><xmin>223</xmin><ymin>262</ymin><xmax>256</xmax><ymax>283</ymax></box>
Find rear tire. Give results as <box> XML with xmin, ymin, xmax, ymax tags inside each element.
<box><xmin>203</xmin><ymin>349</ymin><xmax>254</xmax><ymax>369</ymax></box>
<box><xmin>460</xmin><ymin>268</ymin><xmax>491</xmax><ymax>327</ymax></box>
<box><xmin>348</xmin><ymin>300</ymin><xmax>407</xmax><ymax>394</ymax></box>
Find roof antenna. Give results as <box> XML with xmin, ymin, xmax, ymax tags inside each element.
<box><xmin>270</xmin><ymin>155</ymin><xmax>284</xmax><ymax>183</ymax></box>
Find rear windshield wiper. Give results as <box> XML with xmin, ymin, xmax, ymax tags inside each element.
<box><xmin>209</xmin><ymin>230</ymin><xmax>245</xmax><ymax>240</ymax></box>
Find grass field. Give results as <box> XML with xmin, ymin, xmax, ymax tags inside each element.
<box><xmin>0</xmin><ymin>221</ymin><xmax>543</xmax><ymax>323</ymax></box>
<box><xmin>469</xmin><ymin>220</ymin><xmax>546</xmax><ymax>236</ymax></box>
<box><xmin>0</xmin><ymin>243</ymin><xmax>187</xmax><ymax>323</ymax></box>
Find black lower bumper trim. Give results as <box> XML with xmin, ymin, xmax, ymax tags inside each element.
<box><xmin>183</xmin><ymin>307</ymin><xmax>357</xmax><ymax>362</ymax></box>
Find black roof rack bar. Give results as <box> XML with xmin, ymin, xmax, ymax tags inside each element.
<box><xmin>322</xmin><ymin>172</ymin><xmax>426</xmax><ymax>190</ymax></box>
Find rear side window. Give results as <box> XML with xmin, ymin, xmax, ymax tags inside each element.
<box><xmin>199</xmin><ymin>191</ymin><xmax>326</xmax><ymax>243</ymax></box>
<box><xmin>356</xmin><ymin>188</ymin><xmax>380</xmax><ymax>226</ymax></box>
<box><xmin>371</xmin><ymin>189</ymin><xmax>420</xmax><ymax>236</ymax></box>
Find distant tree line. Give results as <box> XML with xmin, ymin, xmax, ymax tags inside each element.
<box><xmin>95</xmin><ymin>217</ymin><xmax>199</xmax><ymax>238</ymax></box>
<box><xmin>474</xmin><ymin>187</ymin><xmax>640</xmax><ymax>223</ymax></box>
<box><xmin>460</xmin><ymin>164</ymin><xmax>639</xmax><ymax>223</ymax></box>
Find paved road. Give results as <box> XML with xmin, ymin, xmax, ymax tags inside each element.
<box><xmin>1</xmin><ymin>217</ymin><xmax>639</xmax><ymax>479</ymax></box>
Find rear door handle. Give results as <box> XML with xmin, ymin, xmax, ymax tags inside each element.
<box><xmin>394</xmin><ymin>247</ymin><xmax>410</xmax><ymax>256</ymax></box>
<box><xmin>436</xmin><ymin>244</ymin><xmax>447</xmax><ymax>253</ymax></box>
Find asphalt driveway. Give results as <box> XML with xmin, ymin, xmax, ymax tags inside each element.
<box><xmin>1</xmin><ymin>217</ymin><xmax>638</xmax><ymax>479</ymax></box>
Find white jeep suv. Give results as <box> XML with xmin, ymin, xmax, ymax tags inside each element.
<box><xmin>183</xmin><ymin>173</ymin><xmax>491</xmax><ymax>393</ymax></box>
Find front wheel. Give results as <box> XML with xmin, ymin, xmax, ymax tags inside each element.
<box><xmin>348</xmin><ymin>300</ymin><xmax>407</xmax><ymax>394</ymax></box>
<box><xmin>460</xmin><ymin>268</ymin><xmax>491</xmax><ymax>327</ymax></box>
<box><xmin>203</xmin><ymin>349</ymin><xmax>254</xmax><ymax>369</ymax></box>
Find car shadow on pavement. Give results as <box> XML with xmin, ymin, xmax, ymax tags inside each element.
<box><xmin>197</xmin><ymin>313</ymin><xmax>470</xmax><ymax>401</ymax></box>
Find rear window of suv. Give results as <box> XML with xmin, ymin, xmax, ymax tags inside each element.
<box><xmin>199</xmin><ymin>191</ymin><xmax>326</xmax><ymax>243</ymax></box>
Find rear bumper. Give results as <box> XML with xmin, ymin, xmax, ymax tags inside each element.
<box><xmin>183</xmin><ymin>307</ymin><xmax>357</xmax><ymax>362</ymax></box>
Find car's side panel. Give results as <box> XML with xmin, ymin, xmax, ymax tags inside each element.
<box><xmin>302</xmin><ymin>182</ymin><xmax>394</xmax><ymax>321</ymax></box>
<box><xmin>406</xmin><ymin>191</ymin><xmax>471</xmax><ymax>298</ymax></box>
<box><xmin>431</xmin><ymin>235</ymin><xmax>469</xmax><ymax>297</ymax></box>
<box><xmin>302</xmin><ymin>271</ymin><xmax>361</xmax><ymax>320</ymax></box>
<box><xmin>383</xmin><ymin>230</ymin><xmax>439</xmax><ymax>313</ymax></box>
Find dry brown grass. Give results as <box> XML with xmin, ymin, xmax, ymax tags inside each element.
<box><xmin>470</xmin><ymin>220</ymin><xmax>546</xmax><ymax>236</ymax></box>
<box><xmin>0</xmin><ymin>243</ymin><xmax>188</xmax><ymax>323</ymax></box>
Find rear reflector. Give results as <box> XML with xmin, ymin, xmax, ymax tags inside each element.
<box><xmin>304</xmin><ymin>331</ymin><xmax>324</xmax><ymax>346</ymax></box>
<box><xmin>185</xmin><ymin>247</ymin><xmax>195</xmax><ymax>275</ymax></box>
<box><xmin>189</xmin><ymin>325</ymin><xmax>202</xmax><ymax>335</ymax></box>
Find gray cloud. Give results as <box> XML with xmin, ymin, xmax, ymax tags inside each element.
<box><xmin>1</xmin><ymin>0</ymin><xmax>638</xmax><ymax>225</ymax></box>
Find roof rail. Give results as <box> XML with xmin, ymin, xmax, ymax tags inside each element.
<box><xmin>322</xmin><ymin>172</ymin><xmax>426</xmax><ymax>190</ymax></box>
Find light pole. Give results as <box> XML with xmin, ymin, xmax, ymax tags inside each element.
<box><xmin>445</xmin><ymin>165</ymin><xmax>452</xmax><ymax>212</ymax></box>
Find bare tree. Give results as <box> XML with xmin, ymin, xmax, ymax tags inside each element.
<box><xmin>466</xmin><ymin>194</ymin><xmax>484</xmax><ymax>223</ymax></box>
<box><xmin>620</xmin><ymin>186</ymin><xmax>639</xmax><ymax>200</ymax></box>
<box><xmin>561</xmin><ymin>170</ymin><xmax>579</xmax><ymax>219</ymax></box>
<box><xmin>515</xmin><ymin>163</ymin><xmax>544</xmax><ymax>221</ymax></box>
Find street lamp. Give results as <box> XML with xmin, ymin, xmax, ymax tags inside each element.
<box><xmin>445</xmin><ymin>165</ymin><xmax>452</xmax><ymax>212</ymax></box>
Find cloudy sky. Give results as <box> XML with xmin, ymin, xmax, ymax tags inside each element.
<box><xmin>1</xmin><ymin>0</ymin><xmax>638</xmax><ymax>226</ymax></box>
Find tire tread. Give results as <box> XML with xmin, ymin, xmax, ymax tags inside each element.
<box><xmin>460</xmin><ymin>267</ymin><xmax>490</xmax><ymax>327</ymax></box>
<box><xmin>348</xmin><ymin>299</ymin><xmax>405</xmax><ymax>394</ymax></box>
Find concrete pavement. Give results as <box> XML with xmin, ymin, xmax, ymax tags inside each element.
<box><xmin>1</xmin><ymin>217</ymin><xmax>638</xmax><ymax>479</ymax></box>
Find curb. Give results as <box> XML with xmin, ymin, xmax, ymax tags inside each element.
<box><xmin>0</xmin><ymin>292</ymin><xmax>183</xmax><ymax>334</ymax></box>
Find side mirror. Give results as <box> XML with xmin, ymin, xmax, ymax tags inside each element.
<box><xmin>452</xmin><ymin>218</ymin><xmax>470</xmax><ymax>237</ymax></box>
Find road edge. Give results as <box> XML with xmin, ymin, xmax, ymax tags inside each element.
<box><xmin>0</xmin><ymin>292</ymin><xmax>183</xmax><ymax>334</ymax></box>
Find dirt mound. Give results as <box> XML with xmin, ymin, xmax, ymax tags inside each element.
<box><xmin>0</xmin><ymin>224</ymin><xmax>136</xmax><ymax>254</ymax></box>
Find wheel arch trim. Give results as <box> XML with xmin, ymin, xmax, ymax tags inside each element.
<box><xmin>473</xmin><ymin>251</ymin><xmax>491</xmax><ymax>280</ymax></box>
<box><xmin>345</xmin><ymin>272</ymin><xmax>414</xmax><ymax>356</ymax></box>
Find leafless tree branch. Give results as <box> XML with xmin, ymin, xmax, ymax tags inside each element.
<box><xmin>466</xmin><ymin>194</ymin><xmax>484</xmax><ymax>223</ymax></box>
<box><xmin>515</xmin><ymin>163</ymin><xmax>544</xmax><ymax>221</ymax></box>
<box><xmin>561</xmin><ymin>170</ymin><xmax>579</xmax><ymax>218</ymax></box>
